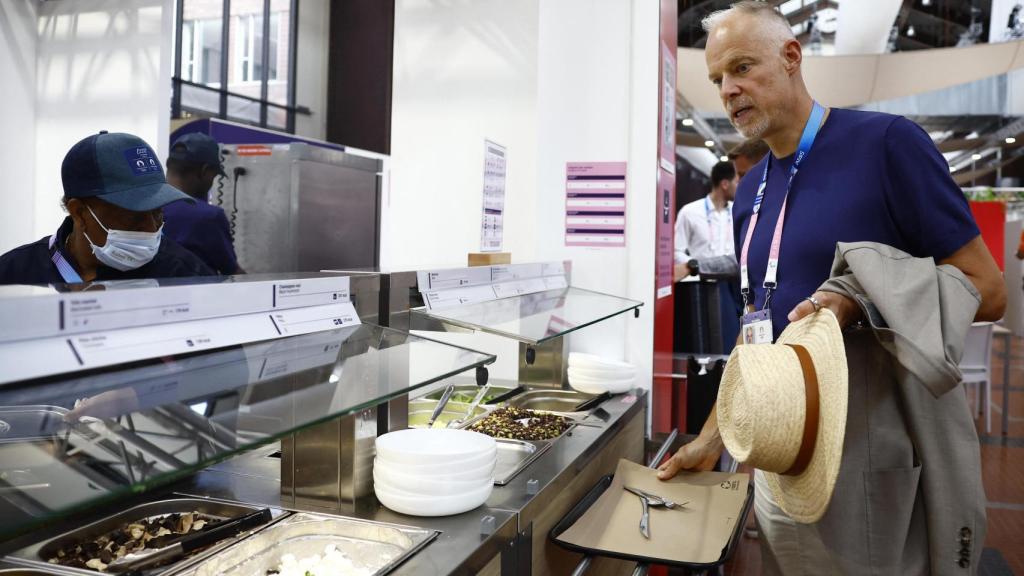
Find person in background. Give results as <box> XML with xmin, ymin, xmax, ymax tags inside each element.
<box><xmin>728</xmin><ymin>137</ymin><xmax>770</xmax><ymax>180</ymax></box>
<box><xmin>674</xmin><ymin>160</ymin><xmax>737</xmax><ymax>280</ymax></box>
<box><xmin>164</xmin><ymin>133</ymin><xmax>245</xmax><ymax>275</ymax></box>
<box><xmin>0</xmin><ymin>131</ymin><xmax>212</xmax><ymax>285</ymax></box>
<box><xmin>674</xmin><ymin>160</ymin><xmax>743</xmax><ymax>351</ymax></box>
<box><xmin>657</xmin><ymin>2</ymin><xmax>1005</xmax><ymax>573</ymax></box>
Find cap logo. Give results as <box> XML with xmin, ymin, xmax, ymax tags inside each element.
<box><xmin>123</xmin><ymin>147</ymin><xmax>161</xmax><ymax>176</ymax></box>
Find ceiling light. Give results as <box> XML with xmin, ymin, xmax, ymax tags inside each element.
<box><xmin>1006</xmin><ymin>137</ymin><xmax>1017</xmax><ymax>144</ymax></box>
<box><xmin>922</xmin><ymin>0</ymin><xmax>931</xmax><ymax>6</ymax></box>
<box><xmin>907</xmin><ymin>25</ymin><xmax>915</xmax><ymax>37</ymax></box>
<box><xmin>950</xmin><ymin>166</ymin><xmax>958</xmax><ymax>172</ymax></box>
<box><xmin>720</xmin><ymin>155</ymin><xmax>729</xmax><ymax>162</ymax></box>
<box><xmin>704</xmin><ymin>140</ymin><xmax>715</xmax><ymax>147</ymax></box>
<box><xmin>682</xmin><ymin>118</ymin><xmax>694</xmax><ymax>127</ymax></box>
<box><xmin>971</xmin><ymin>153</ymin><xmax>982</xmax><ymax>160</ymax></box>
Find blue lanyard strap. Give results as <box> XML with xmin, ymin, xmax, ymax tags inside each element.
<box><xmin>740</xmin><ymin>101</ymin><xmax>826</xmax><ymax>306</ymax></box>
<box><xmin>49</xmin><ymin>232</ymin><xmax>84</xmax><ymax>284</ymax></box>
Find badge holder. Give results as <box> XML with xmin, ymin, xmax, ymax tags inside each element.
<box><xmin>739</xmin><ymin>285</ymin><xmax>774</xmax><ymax>344</ymax></box>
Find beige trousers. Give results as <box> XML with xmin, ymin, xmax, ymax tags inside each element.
<box><xmin>753</xmin><ymin>470</ymin><xmax>841</xmax><ymax>576</ymax></box>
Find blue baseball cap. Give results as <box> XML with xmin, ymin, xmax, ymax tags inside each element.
<box><xmin>61</xmin><ymin>131</ymin><xmax>194</xmax><ymax>211</ymax></box>
<box><xmin>168</xmin><ymin>132</ymin><xmax>227</xmax><ymax>176</ymax></box>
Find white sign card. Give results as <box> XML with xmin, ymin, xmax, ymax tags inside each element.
<box><xmin>480</xmin><ymin>140</ymin><xmax>507</xmax><ymax>252</ymax></box>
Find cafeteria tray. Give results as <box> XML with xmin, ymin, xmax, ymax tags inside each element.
<box><xmin>6</xmin><ymin>497</ymin><xmax>287</xmax><ymax>575</ymax></box>
<box><xmin>549</xmin><ymin>474</ymin><xmax>754</xmax><ymax>569</ymax></box>
<box><xmin>173</xmin><ymin>512</ymin><xmax>438</xmax><ymax>576</ymax></box>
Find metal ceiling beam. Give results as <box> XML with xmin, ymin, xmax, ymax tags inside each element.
<box><xmin>785</xmin><ymin>0</ymin><xmax>839</xmax><ymax>28</ymax></box>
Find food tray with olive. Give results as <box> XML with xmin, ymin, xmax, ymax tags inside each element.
<box><xmin>465</xmin><ymin>407</ymin><xmax>574</xmax><ymax>442</ymax></box>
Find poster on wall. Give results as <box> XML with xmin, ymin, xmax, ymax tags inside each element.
<box><xmin>660</xmin><ymin>42</ymin><xmax>677</xmax><ymax>173</ymax></box>
<box><xmin>989</xmin><ymin>0</ymin><xmax>1024</xmax><ymax>43</ymax></box>
<box><xmin>480</xmin><ymin>139</ymin><xmax>507</xmax><ymax>252</ymax></box>
<box><xmin>565</xmin><ymin>162</ymin><xmax>627</xmax><ymax>248</ymax></box>
<box><xmin>656</xmin><ymin>168</ymin><xmax>675</xmax><ymax>299</ymax></box>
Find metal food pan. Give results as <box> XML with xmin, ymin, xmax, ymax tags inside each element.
<box><xmin>504</xmin><ymin>389</ymin><xmax>598</xmax><ymax>415</ymax></box>
<box><xmin>6</xmin><ymin>497</ymin><xmax>286</xmax><ymax>575</ymax></box>
<box><xmin>407</xmin><ymin>399</ymin><xmax>491</xmax><ymax>428</ymax></box>
<box><xmin>421</xmin><ymin>385</ymin><xmax>515</xmax><ymax>405</ymax></box>
<box><xmin>173</xmin><ymin>512</ymin><xmax>438</xmax><ymax>576</ymax></box>
<box><xmin>0</xmin><ymin>558</ymin><xmax>73</xmax><ymax>576</ymax></box>
<box><xmin>0</xmin><ymin>406</ymin><xmax>69</xmax><ymax>444</ymax></box>
<box><xmin>457</xmin><ymin>407</ymin><xmax>581</xmax><ymax>442</ymax></box>
<box><xmin>493</xmin><ymin>438</ymin><xmax>552</xmax><ymax>485</ymax></box>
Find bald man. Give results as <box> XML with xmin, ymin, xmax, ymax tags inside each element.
<box><xmin>656</xmin><ymin>2</ymin><xmax>1005</xmax><ymax>574</ymax></box>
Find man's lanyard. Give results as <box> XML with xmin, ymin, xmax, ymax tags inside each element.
<box><xmin>739</xmin><ymin>101</ymin><xmax>826</xmax><ymax>310</ymax></box>
<box><xmin>48</xmin><ymin>232</ymin><xmax>84</xmax><ymax>284</ymax></box>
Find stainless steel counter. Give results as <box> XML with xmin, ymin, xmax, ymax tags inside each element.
<box><xmin>176</xmin><ymin>388</ymin><xmax>647</xmax><ymax>575</ymax></box>
<box><xmin>1</xmin><ymin>388</ymin><xmax>645</xmax><ymax>576</ymax></box>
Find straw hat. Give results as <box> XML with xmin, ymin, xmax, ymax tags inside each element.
<box><xmin>718</xmin><ymin>309</ymin><xmax>848</xmax><ymax>523</ymax></box>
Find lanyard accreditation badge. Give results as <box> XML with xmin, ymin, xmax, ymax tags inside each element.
<box><xmin>739</xmin><ymin>101</ymin><xmax>825</xmax><ymax>344</ymax></box>
<box><xmin>49</xmin><ymin>231</ymin><xmax>84</xmax><ymax>284</ymax></box>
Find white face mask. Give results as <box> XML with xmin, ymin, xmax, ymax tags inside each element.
<box><xmin>83</xmin><ymin>205</ymin><xmax>163</xmax><ymax>271</ymax></box>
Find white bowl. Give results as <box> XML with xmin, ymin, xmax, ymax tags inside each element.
<box><xmin>375</xmin><ymin>457</ymin><xmax>496</xmax><ymax>483</ymax></box>
<box><xmin>376</xmin><ymin>480</ymin><xmax>493</xmax><ymax>516</ymax></box>
<box><xmin>376</xmin><ymin>428</ymin><xmax>496</xmax><ymax>466</ymax></box>
<box><xmin>374</xmin><ymin>468</ymin><xmax>491</xmax><ymax>497</ymax></box>
<box><xmin>568</xmin><ymin>372</ymin><xmax>634</xmax><ymax>395</ymax></box>
<box><xmin>376</xmin><ymin>443</ymin><xmax>497</xmax><ymax>472</ymax></box>
<box><xmin>569</xmin><ymin>352</ymin><xmax>636</xmax><ymax>371</ymax></box>
<box><xmin>374</xmin><ymin>459</ymin><xmax>494</xmax><ymax>490</ymax></box>
<box><xmin>567</xmin><ymin>364</ymin><xmax>636</xmax><ymax>380</ymax></box>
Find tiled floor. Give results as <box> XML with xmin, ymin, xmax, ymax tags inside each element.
<box><xmin>720</xmin><ymin>331</ymin><xmax>1024</xmax><ymax>576</ymax></box>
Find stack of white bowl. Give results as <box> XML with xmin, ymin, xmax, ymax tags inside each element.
<box><xmin>567</xmin><ymin>352</ymin><xmax>637</xmax><ymax>394</ymax></box>
<box><xmin>374</xmin><ymin>428</ymin><xmax>496</xmax><ymax>516</ymax></box>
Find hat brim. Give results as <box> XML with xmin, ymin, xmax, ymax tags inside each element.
<box><xmin>720</xmin><ymin>310</ymin><xmax>848</xmax><ymax>524</ymax></box>
<box><xmin>764</xmin><ymin>311</ymin><xmax>848</xmax><ymax>523</ymax></box>
<box><xmin>98</xmin><ymin>183</ymin><xmax>195</xmax><ymax>211</ymax></box>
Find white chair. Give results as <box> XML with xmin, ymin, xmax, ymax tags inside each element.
<box><xmin>960</xmin><ymin>322</ymin><xmax>994</xmax><ymax>434</ymax></box>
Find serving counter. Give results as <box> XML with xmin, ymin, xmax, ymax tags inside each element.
<box><xmin>0</xmin><ymin>269</ymin><xmax>647</xmax><ymax>575</ymax></box>
<box><xmin>0</xmin><ymin>386</ymin><xmax>645</xmax><ymax>575</ymax></box>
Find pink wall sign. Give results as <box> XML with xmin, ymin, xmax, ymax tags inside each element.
<box><xmin>565</xmin><ymin>162</ymin><xmax>627</xmax><ymax>247</ymax></box>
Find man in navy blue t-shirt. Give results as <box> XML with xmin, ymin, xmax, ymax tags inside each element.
<box><xmin>164</xmin><ymin>133</ymin><xmax>244</xmax><ymax>275</ymax></box>
<box><xmin>656</xmin><ymin>1</ymin><xmax>1006</xmax><ymax>572</ymax></box>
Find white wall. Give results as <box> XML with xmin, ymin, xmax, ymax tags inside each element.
<box><xmin>294</xmin><ymin>0</ymin><xmax>330</xmax><ymax>140</ymax></box>
<box><xmin>34</xmin><ymin>0</ymin><xmax>173</xmax><ymax>241</ymax></box>
<box><xmin>387</xmin><ymin>0</ymin><xmax>539</xmax><ymax>269</ymax></box>
<box><xmin>390</xmin><ymin>0</ymin><xmax>660</xmax><ymax>389</ymax></box>
<box><xmin>0</xmin><ymin>0</ymin><xmax>38</xmax><ymax>253</ymax></box>
<box><xmin>535</xmin><ymin>0</ymin><xmax>658</xmax><ymax>379</ymax></box>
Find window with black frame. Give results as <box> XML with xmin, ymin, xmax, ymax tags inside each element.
<box><xmin>172</xmin><ymin>0</ymin><xmax>304</xmax><ymax>132</ymax></box>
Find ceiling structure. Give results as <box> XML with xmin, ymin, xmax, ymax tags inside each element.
<box><xmin>678</xmin><ymin>0</ymin><xmax>992</xmax><ymax>51</ymax></box>
<box><xmin>676</xmin><ymin>0</ymin><xmax>1023</xmax><ymax>185</ymax></box>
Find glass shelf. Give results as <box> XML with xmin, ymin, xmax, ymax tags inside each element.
<box><xmin>0</xmin><ymin>324</ymin><xmax>494</xmax><ymax>540</ymax></box>
<box><xmin>412</xmin><ymin>287</ymin><xmax>643</xmax><ymax>345</ymax></box>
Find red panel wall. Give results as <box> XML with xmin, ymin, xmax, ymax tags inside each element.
<box><xmin>969</xmin><ymin>201</ymin><xmax>1006</xmax><ymax>271</ymax></box>
<box><xmin>652</xmin><ymin>0</ymin><xmax>678</xmax><ymax>436</ymax></box>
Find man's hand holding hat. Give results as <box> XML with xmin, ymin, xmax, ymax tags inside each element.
<box><xmin>787</xmin><ymin>290</ymin><xmax>863</xmax><ymax>329</ymax></box>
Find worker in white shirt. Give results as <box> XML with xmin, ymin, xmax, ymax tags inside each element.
<box><xmin>674</xmin><ymin>160</ymin><xmax>742</xmax><ymax>353</ymax></box>
<box><xmin>674</xmin><ymin>161</ymin><xmax>737</xmax><ymax>280</ymax></box>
